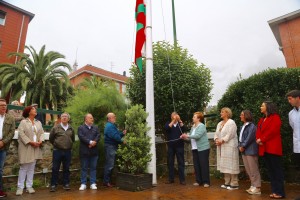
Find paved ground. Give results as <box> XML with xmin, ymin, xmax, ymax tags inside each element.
<box><xmin>4</xmin><ymin>176</ymin><xmax>300</xmax><ymax>200</ymax></box>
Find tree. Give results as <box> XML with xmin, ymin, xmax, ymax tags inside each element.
<box><xmin>64</xmin><ymin>82</ymin><xmax>127</xmax><ymax>131</ymax></box>
<box><xmin>127</xmin><ymin>41</ymin><xmax>213</xmax><ymax>131</ymax></box>
<box><xmin>217</xmin><ymin>67</ymin><xmax>300</xmax><ymax>176</ymax></box>
<box><xmin>0</xmin><ymin>45</ymin><xmax>72</xmax><ymax>109</ymax></box>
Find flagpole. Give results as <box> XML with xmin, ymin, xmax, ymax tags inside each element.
<box><xmin>145</xmin><ymin>0</ymin><xmax>157</xmax><ymax>185</ymax></box>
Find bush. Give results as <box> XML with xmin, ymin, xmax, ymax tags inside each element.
<box><xmin>116</xmin><ymin>105</ymin><xmax>151</xmax><ymax>174</ymax></box>
<box><xmin>218</xmin><ymin>67</ymin><xmax>300</xmax><ymax>178</ymax></box>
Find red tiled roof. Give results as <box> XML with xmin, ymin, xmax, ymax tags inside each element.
<box><xmin>68</xmin><ymin>65</ymin><xmax>128</xmax><ymax>83</ymax></box>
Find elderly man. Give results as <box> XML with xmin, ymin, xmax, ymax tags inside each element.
<box><xmin>49</xmin><ymin>113</ymin><xmax>75</xmax><ymax>192</ymax></box>
<box><xmin>165</xmin><ymin>112</ymin><xmax>186</xmax><ymax>185</ymax></box>
<box><xmin>78</xmin><ymin>114</ymin><xmax>100</xmax><ymax>190</ymax></box>
<box><xmin>103</xmin><ymin>112</ymin><xmax>126</xmax><ymax>187</ymax></box>
<box><xmin>0</xmin><ymin>99</ymin><xmax>15</xmax><ymax>198</ymax></box>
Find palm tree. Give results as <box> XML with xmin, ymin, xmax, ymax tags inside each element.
<box><xmin>0</xmin><ymin>45</ymin><xmax>72</xmax><ymax>110</ymax></box>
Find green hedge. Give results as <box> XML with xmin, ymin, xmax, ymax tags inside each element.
<box><xmin>217</xmin><ymin>67</ymin><xmax>300</xmax><ymax>179</ymax></box>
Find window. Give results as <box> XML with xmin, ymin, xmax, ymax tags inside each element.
<box><xmin>0</xmin><ymin>10</ymin><xmax>6</xmax><ymax>26</ymax></box>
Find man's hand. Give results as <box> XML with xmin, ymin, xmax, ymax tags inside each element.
<box><xmin>89</xmin><ymin>141</ymin><xmax>97</xmax><ymax>148</ymax></box>
<box><xmin>123</xmin><ymin>130</ymin><xmax>127</xmax><ymax>135</ymax></box>
<box><xmin>180</xmin><ymin>133</ymin><xmax>188</xmax><ymax>140</ymax></box>
<box><xmin>0</xmin><ymin>141</ymin><xmax>4</xmax><ymax>148</ymax></box>
<box><xmin>239</xmin><ymin>147</ymin><xmax>245</xmax><ymax>152</ymax></box>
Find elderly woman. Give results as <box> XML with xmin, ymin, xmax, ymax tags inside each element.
<box><xmin>16</xmin><ymin>106</ymin><xmax>44</xmax><ymax>196</ymax></box>
<box><xmin>256</xmin><ymin>101</ymin><xmax>285</xmax><ymax>199</ymax></box>
<box><xmin>180</xmin><ymin>112</ymin><xmax>210</xmax><ymax>187</ymax></box>
<box><xmin>214</xmin><ymin>107</ymin><xmax>239</xmax><ymax>190</ymax></box>
<box><xmin>238</xmin><ymin>110</ymin><xmax>261</xmax><ymax>195</ymax></box>
<box><xmin>8</xmin><ymin>100</ymin><xmax>24</xmax><ymax>123</ymax></box>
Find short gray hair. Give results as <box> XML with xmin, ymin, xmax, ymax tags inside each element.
<box><xmin>61</xmin><ymin>112</ymin><xmax>70</xmax><ymax>119</ymax></box>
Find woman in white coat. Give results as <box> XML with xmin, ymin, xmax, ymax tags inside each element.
<box><xmin>16</xmin><ymin>106</ymin><xmax>44</xmax><ymax>196</ymax></box>
<box><xmin>214</xmin><ymin>107</ymin><xmax>239</xmax><ymax>190</ymax></box>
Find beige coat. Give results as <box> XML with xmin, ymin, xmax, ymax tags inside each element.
<box><xmin>18</xmin><ymin>118</ymin><xmax>44</xmax><ymax>164</ymax></box>
<box><xmin>214</xmin><ymin>119</ymin><xmax>240</xmax><ymax>174</ymax></box>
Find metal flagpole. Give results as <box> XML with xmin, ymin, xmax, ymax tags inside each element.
<box><xmin>171</xmin><ymin>0</ymin><xmax>177</xmax><ymax>48</ymax></box>
<box><xmin>145</xmin><ymin>0</ymin><xmax>157</xmax><ymax>185</ymax></box>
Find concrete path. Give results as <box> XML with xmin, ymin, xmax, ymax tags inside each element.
<box><xmin>5</xmin><ymin>176</ymin><xmax>300</xmax><ymax>200</ymax></box>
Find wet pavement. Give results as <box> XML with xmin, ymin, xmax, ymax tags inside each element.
<box><xmin>5</xmin><ymin>176</ymin><xmax>300</xmax><ymax>200</ymax></box>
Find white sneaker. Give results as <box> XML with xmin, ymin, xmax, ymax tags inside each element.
<box><xmin>227</xmin><ymin>185</ymin><xmax>239</xmax><ymax>190</ymax></box>
<box><xmin>193</xmin><ymin>182</ymin><xmax>199</xmax><ymax>186</ymax></box>
<box><xmin>79</xmin><ymin>184</ymin><xmax>86</xmax><ymax>191</ymax></box>
<box><xmin>15</xmin><ymin>188</ymin><xmax>23</xmax><ymax>196</ymax></box>
<box><xmin>90</xmin><ymin>184</ymin><xmax>97</xmax><ymax>190</ymax></box>
<box><xmin>246</xmin><ymin>186</ymin><xmax>255</xmax><ymax>193</ymax></box>
<box><xmin>248</xmin><ymin>187</ymin><xmax>261</xmax><ymax>195</ymax></box>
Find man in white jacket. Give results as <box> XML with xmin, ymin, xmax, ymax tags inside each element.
<box><xmin>287</xmin><ymin>90</ymin><xmax>300</xmax><ymax>169</ymax></box>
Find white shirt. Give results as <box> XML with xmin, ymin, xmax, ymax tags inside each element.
<box><xmin>60</xmin><ymin>123</ymin><xmax>69</xmax><ymax>131</ymax></box>
<box><xmin>289</xmin><ymin>107</ymin><xmax>300</xmax><ymax>153</ymax></box>
<box><xmin>0</xmin><ymin>114</ymin><xmax>5</xmax><ymax>140</ymax></box>
<box><xmin>191</xmin><ymin>124</ymin><xmax>199</xmax><ymax>150</ymax></box>
<box><xmin>239</xmin><ymin>122</ymin><xmax>249</xmax><ymax>142</ymax></box>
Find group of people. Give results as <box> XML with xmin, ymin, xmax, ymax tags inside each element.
<box><xmin>165</xmin><ymin>90</ymin><xmax>300</xmax><ymax>199</ymax></box>
<box><xmin>0</xmin><ymin>89</ymin><xmax>299</xmax><ymax>198</ymax></box>
<box><xmin>0</xmin><ymin>100</ymin><xmax>125</xmax><ymax>198</ymax></box>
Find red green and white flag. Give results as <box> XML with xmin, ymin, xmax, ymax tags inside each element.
<box><xmin>135</xmin><ymin>0</ymin><xmax>146</xmax><ymax>72</ymax></box>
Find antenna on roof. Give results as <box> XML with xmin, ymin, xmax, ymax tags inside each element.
<box><xmin>110</xmin><ymin>61</ymin><xmax>114</xmax><ymax>72</ymax></box>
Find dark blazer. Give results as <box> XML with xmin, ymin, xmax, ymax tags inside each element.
<box><xmin>239</xmin><ymin>122</ymin><xmax>258</xmax><ymax>156</ymax></box>
<box><xmin>78</xmin><ymin>124</ymin><xmax>100</xmax><ymax>157</ymax></box>
<box><xmin>1</xmin><ymin>113</ymin><xmax>15</xmax><ymax>151</ymax></box>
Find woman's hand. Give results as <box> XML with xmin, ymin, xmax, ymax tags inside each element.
<box><xmin>215</xmin><ymin>138</ymin><xmax>223</xmax><ymax>146</ymax></box>
<box><xmin>180</xmin><ymin>133</ymin><xmax>188</xmax><ymax>140</ymax></box>
<box><xmin>256</xmin><ymin>139</ymin><xmax>263</xmax><ymax>146</ymax></box>
<box><xmin>239</xmin><ymin>147</ymin><xmax>245</xmax><ymax>152</ymax></box>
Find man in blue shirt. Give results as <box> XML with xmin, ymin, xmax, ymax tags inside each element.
<box><xmin>103</xmin><ymin>113</ymin><xmax>126</xmax><ymax>187</ymax></box>
<box><xmin>287</xmin><ymin>90</ymin><xmax>300</xmax><ymax>170</ymax></box>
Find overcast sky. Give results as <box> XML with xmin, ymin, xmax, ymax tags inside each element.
<box><xmin>6</xmin><ymin>0</ymin><xmax>300</xmax><ymax>105</ymax></box>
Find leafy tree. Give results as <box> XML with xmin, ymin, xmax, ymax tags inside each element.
<box><xmin>217</xmin><ymin>67</ymin><xmax>300</xmax><ymax>178</ymax></box>
<box><xmin>0</xmin><ymin>45</ymin><xmax>72</xmax><ymax>109</ymax></box>
<box><xmin>128</xmin><ymin>41</ymin><xmax>213</xmax><ymax>131</ymax></box>
<box><xmin>117</xmin><ymin>104</ymin><xmax>151</xmax><ymax>174</ymax></box>
<box><xmin>65</xmin><ymin>82</ymin><xmax>127</xmax><ymax>132</ymax></box>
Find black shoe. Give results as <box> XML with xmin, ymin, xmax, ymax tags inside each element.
<box><xmin>50</xmin><ymin>186</ymin><xmax>56</xmax><ymax>192</ymax></box>
<box><xmin>180</xmin><ymin>181</ymin><xmax>186</xmax><ymax>185</ymax></box>
<box><xmin>63</xmin><ymin>184</ymin><xmax>71</xmax><ymax>190</ymax></box>
<box><xmin>165</xmin><ymin>180</ymin><xmax>175</xmax><ymax>184</ymax></box>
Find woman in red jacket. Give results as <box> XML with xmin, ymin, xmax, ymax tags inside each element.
<box><xmin>256</xmin><ymin>101</ymin><xmax>285</xmax><ymax>199</ymax></box>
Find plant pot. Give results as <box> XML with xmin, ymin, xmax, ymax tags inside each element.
<box><xmin>116</xmin><ymin>172</ymin><xmax>153</xmax><ymax>191</ymax></box>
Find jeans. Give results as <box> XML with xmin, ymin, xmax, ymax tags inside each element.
<box><xmin>51</xmin><ymin>149</ymin><xmax>72</xmax><ymax>186</ymax></box>
<box><xmin>167</xmin><ymin>146</ymin><xmax>185</xmax><ymax>182</ymax></box>
<box><xmin>103</xmin><ymin>144</ymin><xmax>117</xmax><ymax>184</ymax></box>
<box><xmin>0</xmin><ymin>150</ymin><xmax>7</xmax><ymax>191</ymax></box>
<box><xmin>80</xmin><ymin>155</ymin><xmax>98</xmax><ymax>185</ymax></box>
<box><xmin>264</xmin><ymin>153</ymin><xmax>285</xmax><ymax>197</ymax></box>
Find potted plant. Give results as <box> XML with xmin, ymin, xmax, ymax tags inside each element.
<box><xmin>116</xmin><ymin>104</ymin><xmax>152</xmax><ymax>191</ymax></box>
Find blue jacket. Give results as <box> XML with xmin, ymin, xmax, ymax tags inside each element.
<box><xmin>78</xmin><ymin>124</ymin><xmax>100</xmax><ymax>157</ymax></box>
<box><xmin>238</xmin><ymin>122</ymin><xmax>258</xmax><ymax>156</ymax></box>
<box><xmin>104</xmin><ymin>122</ymin><xmax>124</xmax><ymax>147</ymax></box>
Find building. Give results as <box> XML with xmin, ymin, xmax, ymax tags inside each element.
<box><xmin>68</xmin><ymin>64</ymin><xmax>128</xmax><ymax>94</ymax></box>
<box><xmin>269</xmin><ymin>9</ymin><xmax>300</xmax><ymax>68</ymax></box>
<box><xmin>0</xmin><ymin>1</ymin><xmax>34</xmax><ymax>64</ymax></box>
